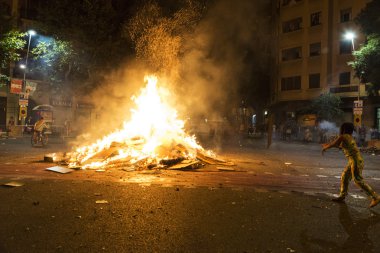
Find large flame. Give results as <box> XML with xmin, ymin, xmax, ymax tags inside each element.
<box><xmin>70</xmin><ymin>75</ymin><xmax>204</xmax><ymax>169</ymax></box>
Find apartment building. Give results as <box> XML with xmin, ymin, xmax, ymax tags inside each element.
<box><xmin>272</xmin><ymin>0</ymin><xmax>380</xmax><ymax>130</ymax></box>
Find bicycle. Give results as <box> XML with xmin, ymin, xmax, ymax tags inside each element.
<box><xmin>31</xmin><ymin>130</ymin><xmax>48</xmax><ymax>147</ymax></box>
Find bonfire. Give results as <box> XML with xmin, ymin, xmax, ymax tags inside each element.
<box><xmin>56</xmin><ymin>75</ymin><xmax>232</xmax><ymax>171</ymax></box>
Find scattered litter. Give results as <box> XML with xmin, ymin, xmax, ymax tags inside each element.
<box><xmin>3</xmin><ymin>181</ymin><xmax>24</xmax><ymax>187</ymax></box>
<box><xmin>122</xmin><ymin>167</ymin><xmax>135</xmax><ymax>172</ymax></box>
<box><xmin>46</xmin><ymin>166</ymin><xmax>74</xmax><ymax>174</ymax></box>
<box><xmin>217</xmin><ymin>167</ymin><xmax>235</xmax><ymax>171</ymax></box>
<box><xmin>287</xmin><ymin>247</ymin><xmax>296</xmax><ymax>253</ymax></box>
<box><xmin>96</xmin><ymin>200</ymin><xmax>109</xmax><ymax>204</ymax></box>
<box><xmin>168</xmin><ymin>160</ymin><xmax>201</xmax><ymax>170</ymax></box>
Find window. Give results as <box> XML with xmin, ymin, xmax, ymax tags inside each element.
<box><xmin>281</xmin><ymin>76</ymin><xmax>301</xmax><ymax>91</ymax></box>
<box><xmin>309</xmin><ymin>73</ymin><xmax>320</xmax><ymax>88</ymax></box>
<box><xmin>309</xmin><ymin>42</ymin><xmax>321</xmax><ymax>56</ymax></box>
<box><xmin>282</xmin><ymin>17</ymin><xmax>303</xmax><ymax>33</ymax></box>
<box><xmin>282</xmin><ymin>47</ymin><xmax>302</xmax><ymax>61</ymax></box>
<box><xmin>310</xmin><ymin>12</ymin><xmax>321</xmax><ymax>26</ymax></box>
<box><xmin>340</xmin><ymin>8</ymin><xmax>352</xmax><ymax>23</ymax></box>
<box><xmin>340</xmin><ymin>40</ymin><xmax>352</xmax><ymax>54</ymax></box>
<box><xmin>339</xmin><ymin>72</ymin><xmax>351</xmax><ymax>85</ymax></box>
<box><xmin>377</xmin><ymin>108</ymin><xmax>380</xmax><ymax>131</ymax></box>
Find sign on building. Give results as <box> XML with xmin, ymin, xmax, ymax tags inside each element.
<box><xmin>10</xmin><ymin>79</ymin><xmax>23</xmax><ymax>94</ymax></box>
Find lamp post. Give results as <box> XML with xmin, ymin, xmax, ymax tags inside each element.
<box><xmin>19</xmin><ymin>30</ymin><xmax>36</xmax><ymax>127</ymax></box>
<box><xmin>23</xmin><ymin>29</ymin><xmax>36</xmax><ymax>84</ymax></box>
<box><xmin>344</xmin><ymin>31</ymin><xmax>358</xmax><ymax>100</ymax></box>
<box><xmin>344</xmin><ymin>31</ymin><xmax>363</xmax><ymax>129</ymax></box>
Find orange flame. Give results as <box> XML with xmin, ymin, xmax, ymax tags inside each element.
<box><xmin>70</xmin><ymin>75</ymin><xmax>203</xmax><ymax>169</ymax></box>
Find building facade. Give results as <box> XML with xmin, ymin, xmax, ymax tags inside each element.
<box><xmin>272</xmin><ymin>0</ymin><xmax>380</xmax><ymax>131</ymax></box>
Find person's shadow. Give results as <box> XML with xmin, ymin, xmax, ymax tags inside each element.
<box><xmin>300</xmin><ymin>204</ymin><xmax>380</xmax><ymax>252</ymax></box>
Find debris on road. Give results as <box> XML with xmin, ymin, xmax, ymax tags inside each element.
<box><xmin>45</xmin><ymin>142</ymin><xmax>233</xmax><ymax>172</ymax></box>
<box><xmin>2</xmin><ymin>181</ymin><xmax>24</xmax><ymax>187</ymax></box>
<box><xmin>96</xmin><ymin>200</ymin><xmax>109</xmax><ymax>204</ymax></box>
<box><xmin>217</xmin><ymin>167</ymin><xmax>236</xmax><ymax>171</ymax></box>
<box><xmin>46</xmin><ymin>166</ymin><xmax>74</xmax><ymax>174</ymax></box>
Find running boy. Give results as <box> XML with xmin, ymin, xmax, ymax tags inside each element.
<box><xmin>322</xmin><ymin>122</ymin><xmax>380</xmax><ymax>208</ymax></box>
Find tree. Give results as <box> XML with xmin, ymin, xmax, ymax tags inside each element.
<box><xmin>34</xmin><ymin>0</ymin><xmax>132</xmax><ymax>92</ymax></box>
<box><xmin>31</xmin><ymin>39</ymin><xmax>76</xmax><ymax>87</ymax></box>
<box><xmin>0</xmin><ymin>30</ymin><xmax>27</xmax><ymax>82</ymax></box>
<box><xmin>351</xmin><ymin>0</ymin><xmax>380</xmax><ymax>96</ymax></box>
<box><xmin>310</xmin><ymin>93</ymin><xmax>343</xmax><ymax>122</ymax></box>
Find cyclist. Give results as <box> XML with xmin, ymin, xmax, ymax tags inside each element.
<box><xmin>33</xmin><ymin>116</ymin><xmax>48</xmax><ymax>141</ymax></box>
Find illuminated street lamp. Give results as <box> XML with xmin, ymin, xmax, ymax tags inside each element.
<box><xmin>344</xmin><ymin>32</ymin><xmax>356</xmax><ymax>52</ymax></box>
<box><xmin>23</xmin><ymin>29</ymin><xmax>36</xmax><ymax>84</ymax></box>
<box><xmin>344</xmin><ymin>31</ymin><xmax>359</xmax><ymax>100</ymax></box>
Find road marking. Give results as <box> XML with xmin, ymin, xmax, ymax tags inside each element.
<box><xmin>282</xmin><ymin>173</ymin><xmax>291</xmax><ymax>176</ymax></box>
<box><xmin>301</xmin><ymin>174</ymin><xmax>309</xmax><ymax>177</ymax></box>
<box><xmin>264</xmin><ymin>172</ymin><xmax>274</xmax><ymax>175</ymax></box>
<box><xmin>316</xmin><ymin>175</ymin><xmax>328</xmax><ymax>178</ymax></box>
<box><xmin>349</xmin><ymin>194</ymin><xmax>366</xmax><ymax>199</ymax></box>
<box><xmin>373</xmin><ymin>178</ymin><xmax>380</xmax><ymax>181</ymax></box>
<box><xmin>334</xmin><ymin>176</ymin><xmax>341</xmax><ymax>179</ymax></box>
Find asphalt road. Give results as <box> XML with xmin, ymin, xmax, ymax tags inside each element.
<box><xmin>0</xmin><ymin>136</ymin><xmax>380</xmax><ymax>252</ymax></box>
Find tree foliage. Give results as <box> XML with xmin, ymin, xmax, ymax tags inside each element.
<box><xmin>350</xmin><ymin>35</ymin><xmax>380</xmax><ymax>96</ymax></box>
<box><xmin>310</xmin><ymin>93</ymin><xmax>343</xmax><ymax>122</ymax></box>
<box><xmin>0</xmin><ymin>30</ymin><xmax>27</xmax><ymax>81</ymax></box>
<box><xmin>34</xmin><ymin>0</ymin><xmax>131</xmax><ymax>91</ymax></box>
<box><xmin>31</xmin><ymin>39</ymin><xmax>75</xmax><ymax>85</ymax></box>
<box><xmin>352</xmin><ymin>0</ymin><xmax>380</xmax><ymax>96</ymax></box>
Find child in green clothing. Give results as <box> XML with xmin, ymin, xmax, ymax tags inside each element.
<box><xmin>322</xmin><ymin>122</ymin><xmax>380</xmax><ymax>208</ymax></box>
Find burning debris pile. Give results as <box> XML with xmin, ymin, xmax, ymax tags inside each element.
<box><xmin>48</xmin><ymin>75</ymin><xmax>232</xmax><ymax>171</ymax></box>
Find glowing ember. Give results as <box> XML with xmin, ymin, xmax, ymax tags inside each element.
<box><xmin>69</xmin><ymin>75</ymin><xmax>206</xmax><ymax>169</ymax></box>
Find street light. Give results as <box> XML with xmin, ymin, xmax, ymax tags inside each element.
<box><xmin>23</xmin><ymin>29</ymin><xmax>36</xmax><ymax>84</ymax></box>
<box><xmin>344</xmin><ymin>31</ymin><xmax>359</xmax><ymax>100</ymax></box>
<box><xmin>344</xmin><ymin>31</ymin><xmax>363</xmax><ymax>128</ymax></box>
<box><xmin>344</xmin><ymin>32</ymin><xmax>356</xmax><ymax>52</ymax></box>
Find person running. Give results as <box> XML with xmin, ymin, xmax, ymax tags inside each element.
<box><xmin>322</xmin><ymin>122</ymin><xmax>380</xmax><ymax>208</ymax></box>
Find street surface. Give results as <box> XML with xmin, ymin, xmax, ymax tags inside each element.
<box><xmin>0</xmin><ymin>135</ymin><xmax>380</xmax><ymax>252</ymax></box>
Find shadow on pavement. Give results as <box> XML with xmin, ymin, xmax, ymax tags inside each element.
<box><xmin>300</xmin><ymin>204</ymin><xmax>380</xmax><ymax>252</ymax></box>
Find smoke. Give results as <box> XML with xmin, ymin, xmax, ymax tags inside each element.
<box><xmin>318</xmin><ymin>120</ymin><xmax>339</xmax><ymax>139</ymax></box>
<box><xmin>177</xmin><ymin>0</ymin><xmax>270</xmax><ymax>118</ymax></box>
<box><xmin>74</xmin><ymin>0</ymin><xmax>271</xmax><ymax>143</ymax></box>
